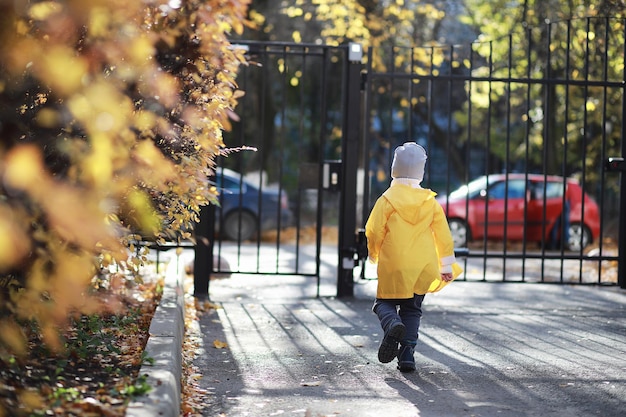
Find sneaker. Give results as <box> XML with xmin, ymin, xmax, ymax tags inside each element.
<box><xmin>378</xmin><ymin>322</ymin><xmax>406</xmax><ymax>363</ymax></box>
<box><xmin>397</xmin><ymin>344</ymin><xmax>416</xmax><ymax>372</ymax></box>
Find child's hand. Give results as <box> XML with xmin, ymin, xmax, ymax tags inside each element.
<box><xmin>441</xmin><ymin>272</ymin><xmax>453</xmax><ymax>282</ymax></box>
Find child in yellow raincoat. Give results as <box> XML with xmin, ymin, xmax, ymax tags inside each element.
<box><xmin>365</xmin><ymin>142</ymin><xmax>462</xmax><ymax>372</ymax></box>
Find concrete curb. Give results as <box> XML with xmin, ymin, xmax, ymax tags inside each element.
<box><xmin>126</xmin><ymin>254</ymin><xmax>185</xmax><ymax>417</ymax></box>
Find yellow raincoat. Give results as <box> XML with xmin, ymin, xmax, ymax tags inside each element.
<box><xmin>365</xmin><ymin>182</ymin><xmax>463</xmax><ymax>298</ymax></box>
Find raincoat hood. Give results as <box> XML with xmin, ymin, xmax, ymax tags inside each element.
<box><xmin>382</xmin><ymin>184</ymin><xmax>437</xmax><ymax>226</ymax></box>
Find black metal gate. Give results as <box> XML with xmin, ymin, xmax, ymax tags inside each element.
<box><xmin>359</xmin><ymin>16</ymin><xmax>625</xmax><ymax>288</ymax></box>
<box><xmin>194</xmin><ymin>41</ymin><xmax>358</xmax><ymax>297</ymax></box>
<box><xmin>195</xmin><ymin>17</ymin><xmax>626</xmax><ymax>297</ymax></box>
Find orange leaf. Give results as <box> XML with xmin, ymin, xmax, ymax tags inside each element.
<box><xmin>213</xmin><ymin>339</ymin><xmax>228</xmax><ymax>349</ymax></box>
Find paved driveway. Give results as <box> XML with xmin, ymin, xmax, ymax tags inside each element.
<box><xmin>187</xmin><ymin>256</ymin><xmax>626</xmax><ymax>417</ymax></box>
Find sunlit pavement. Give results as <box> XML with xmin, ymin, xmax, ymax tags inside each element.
<box><xmin>163</xmin><ymin>248</ymin><xmax>626</xmax><ymax>417</ymax></box>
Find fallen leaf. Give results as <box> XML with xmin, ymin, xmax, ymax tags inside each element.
<box><xmin>213</xmin><ymin>339</ymin><xmax>228</xmax><ymax>349</ymax></box>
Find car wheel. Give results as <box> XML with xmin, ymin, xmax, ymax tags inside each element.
<box><xmin>566</xmin><ymin>222</ymin><xmax>591</xmax><ymax>252</ymax></box>
<box><xmin>223</xmin><ymin>211</ymin><xmax>257</xmax><ymax>241</ymax></box>
<box><xmin>448</xmin><ymin>218</ymin><xmax>469</xmax><ymax>248</ymax></box>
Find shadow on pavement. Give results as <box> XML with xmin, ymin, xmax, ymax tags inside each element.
<box><xmin>189</xmin><ymin>264</ymin><xmax>626</xmax><ymax>417</ymax></box>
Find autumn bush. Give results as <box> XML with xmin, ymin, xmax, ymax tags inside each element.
<box><xmin>0</xmin><ymin>0</ymin><xmax>250</xmax><ymax>355</ymax></box>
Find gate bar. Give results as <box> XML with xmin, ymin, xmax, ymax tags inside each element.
<box><xmin>194</xmin><ymin>197</ymin><xmax>215</xmax><ymax>297</ymax></box>
<box><xmin>608</xmin><ymin>158</ymin><xmax>626</xmax><ymax>289</ymax></box>
<box><xmin>607</xmin><ymin>162</ymin><xmax>626</xmax><ymax>288</ymax></box>
<box><xmin>619</xmin><ymin>43</ymin><xmax>626</xmax><ymax>290</ymax></box>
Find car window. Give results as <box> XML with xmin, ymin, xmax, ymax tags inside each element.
<box><xmin>545</xmin><ymin>182</ymin><xmax>564</xmax><ymax>198</ymax></box>
<box><xmin>530</xmin><ymin>181</ymin><xmax>564</xmax><ymax>199</ymax></box>
<box><xmin>488</xmin><ymin>179</ymin><xmax>526</xmax><ymax>199</ymax></box>
<box><xmin>216</xmin><ymin>175</ymin><xmax>244</xmax><ymax>192</ymax></box>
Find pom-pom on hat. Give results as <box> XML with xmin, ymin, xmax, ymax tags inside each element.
<box><xmin>391</xmin><ymin>142</ymin><xmax>427</xmax><ymax>182</ymax></box>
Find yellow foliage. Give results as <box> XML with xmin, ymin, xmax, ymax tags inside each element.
<box><xmin>38</xmin><ymin>46</ymin><xmax>89</xmax><ymax>96</ymax></box>
<box><xmin>248</xmin><ymin>9</ymin><xmax>265</xmax><ymax>27</ymax></box>
<box><xmin>252</xmin><ymin>0</ymin><xmax>446</xmax><ymax>71</ymax></box>
<box><xmin>129</xmin><ymin>35</ymin><xmax>156</xmax><ymax>66</ymax></box>
<box><xmin>17</xmin><ymin>390</ymin><xmax>44</xmax><ymax>413</ymax></box>
<box><xmin>0</xmin><ymin>321</ymin><xmax>27</xmax><ymax>356</ymax></box>
<box><xmin>124</xmin><ymin>188</ymin><xmax>161</xmax><ymax>236</ymax></box>
<box><xmin>586</xmin><ymin>98</ymin><xmax>597</xmax><ymax>112</ymax></box>
<box><xmin>2</xmin><ymin>145</ymin><xmax>46</xmax><ymax>191</ymax></box>
<box><xmin>88</xmin><ymin>6</ymin><xmax>112</xmax><ymax>38</ymax></box>
<box><xmin>0</xmin><ymin>0</ymin><xmax>251</xmax><ymax>354</ymax></box>
<box><xmin>0</xmin><ymin>205</ymin><xmax>31</xmax><ymax>272</ymax></box>
<box><xmin>34</xmin><ymin>108</ymin><xmax>59</xmax><ymax>128</ymax></box>
<box><xmin>28</xmin><ymin>2</ymin><xmax>63</xmax><ymax>21</ymax></box>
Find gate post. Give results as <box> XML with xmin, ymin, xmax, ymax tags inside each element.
<box><xmin>194</xmin><ymin>202</ymin><xmax>215</xmax><ymax>297</ymax></box>
<box><xmin>611</xmin><ymin>75</ymin><xmax>626</xmax><ymax>289</ymax></box>
<box><xmin>618</xmin><ymin>165</ymin><xmax>626</xmax><ymax>289</ymax></box>
<box><xmin>337</xmin><ymin>43</ymin><xmax>363</xmax><ymax>297</ymax></box>
<box><xmin>607</xmin><ymin>155</ymin><xmax>626</xmax><ymax>289</ymax></box>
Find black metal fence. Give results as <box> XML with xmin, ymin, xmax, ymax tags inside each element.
<box><xmin>199</xmin><ymin>42</ymin><xmax>352</xmax><ymax>293</ymax></box>
<box><xmin>360</xmin><ymin>16</ymin><xmax>624</xmax><ymax>285</ymax></box>
<box><xmin>193</xmin><ymin>17</ymin><xmax>626</xmax><ymax>296</ymax></box>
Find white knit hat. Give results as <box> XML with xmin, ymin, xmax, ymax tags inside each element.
<box><xmin>391</xmin><ymin>142</ymin><xmax>427</xmax><ymax>182</ymax></box>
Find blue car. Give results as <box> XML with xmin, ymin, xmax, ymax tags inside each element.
<box><xmin>213</xmin><ymin>168</ymin><xmax>293</xmax><ymax>241</ymax></box>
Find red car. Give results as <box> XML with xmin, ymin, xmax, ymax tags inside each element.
<box><xmin>437</xmin><ymin>174</ymin><xmax>601</xmax><ymax>251</ymax></box>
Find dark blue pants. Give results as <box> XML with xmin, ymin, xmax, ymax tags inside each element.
<box><xmin>373</xmin><ymin>294</ymin><xmax>425</xmax><ymax>347</ymax></box>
